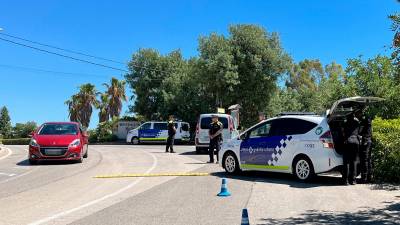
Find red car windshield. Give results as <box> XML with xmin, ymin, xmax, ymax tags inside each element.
<box><xmin>39</xmin><ymin>124</ymin><xmax>78</xmax><ymax>135</ymax></box>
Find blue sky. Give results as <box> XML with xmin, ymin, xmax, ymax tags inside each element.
<box><xmin>0</xmin><ymin>0</ymin><xmax>398</xmax><ymax>128</ymax></box>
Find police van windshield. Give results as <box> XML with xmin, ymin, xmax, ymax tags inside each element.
<box><xmin>200</xmin><ymin>117</ymin><xmax>228</xmax><ymax>129</ymax></box>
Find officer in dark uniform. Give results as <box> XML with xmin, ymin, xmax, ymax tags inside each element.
<box><xmin>166</xmin><ymin>115</ymin><xmax>176</xmax><ymax>153</ymax></box>
<box><xmin>342</xmin><ymin>111</ymin><xmax>361</xmax><ymax>185</ymax></box>
<box><xmin>359</xmin><ymin>114</ymin><xmax>372</xmax><ymax>183</ymax></box>
<box><xmin>208</xmin><ymin>114</ymin><xmax>223</xmax><ymax>163</ymax></box>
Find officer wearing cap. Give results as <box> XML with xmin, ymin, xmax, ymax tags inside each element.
<box><xmin>166</xmin><ymin>115</ymin><xmax>176</xmax><ymax>153</ymax></box>
<box><xmin>208</xmin><ymin>114</ymin><xmax>223</xmax><ymax>163</ymax></box>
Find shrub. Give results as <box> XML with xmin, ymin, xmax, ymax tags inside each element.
<box><xmin>89</xmin><ymin>118</ymin><xmax>119</xmax><ymax>143</ymax></box>
<box><xmin>0</xmin><ymin>138</ymin><xmax>31</xmax><ymax>145</ymax></box>
<box><xmin>372</xmin><ymin>117</ymin><xmax>400</xmax><ymax>183</ymax></box>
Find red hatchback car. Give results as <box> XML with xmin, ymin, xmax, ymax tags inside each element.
<box><xmin>28</xmin><ymin>122</ymin><xmax>89</xmax><ymax>164</ymax></box>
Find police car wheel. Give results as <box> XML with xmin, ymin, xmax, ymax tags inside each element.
<box><xmin>131</xmin><ymin>137</ymin><xmax>139</xmax><ymax>145</ymax></box>
<box><xmin>223</xmin><ymin>152</ymin><xmax>239</xmax><ymax>174</ymax></box>
<box><xmin>293</xmin><ymin>157</ymin><xmax>314</xmax><ymax>181</ymax></box>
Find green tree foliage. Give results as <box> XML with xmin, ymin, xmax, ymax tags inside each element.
<box><xmin>126</xmin><ymin>24</ymin><xmax>291</xmax><ymax>127</ymax></box>
<box><xmin>98</xmin><ymin>93</ymin><xmax>110</xmax><ymax>123</ymax></box>
<box><xmin>12</xmin><ymin>121</ymin><xmax>37</xmax><ymax>138</ymax></box>
<box><xmin>228</xmin><ymin>25</ymin><xmax>291</xmax><ymax>126</ymax></box>
<box><xmin>346</xmin><ymin>55</ymin><xmax>400</xmax><ymax>118</ymax></box>
<box><xmin>126</xmin><ymin>49</ymin><xmax>184</xmax><ymax>120</ymax></box>
<box><xmin>0</xmin><ymin>106</ymin><xmax>12</xmax><ymax>138</ymax></box>
<box><xmin>65</xmin><ymin>83</ymin><xmax>99</xmax><ymax>128</ymax></box>
<box><xmin>269</xmin><ymin>60</ymin><xmax>350</xmax><ymax>115</ymax></box>
<box><xmin>103</xmin><ymin>77</ymin><xmax>127</xmax><ymax>118</ymax></box>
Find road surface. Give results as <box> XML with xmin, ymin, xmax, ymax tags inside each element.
<box><xmin>0</xmin><ymin>145</ymin><xmax>399</xmax><ymax>225</ymax></box>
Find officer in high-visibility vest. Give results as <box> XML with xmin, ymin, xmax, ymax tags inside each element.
<box><xmin>208</xmin><ymin>114</ymin><xmax>223</xmax><ymax>163</ymax></box>
<box><xmin>166</xmin><ymin>115</ymin><xmax>176</xmax><ymax>153</ymax></box>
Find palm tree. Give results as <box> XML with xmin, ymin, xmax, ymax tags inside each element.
<box><xmin>65</xmin><ymin>94</ymin><xmax>80</xmax><ymax>122</ymax></box>
<box><xmin>103</xmin><ymin>77</ymin><xmax>127</xmax><ymax>118</ymax></box>
<box><xmin>98</xmin><ymin>93</ymin><xmax>109</xmax><ymax>123</ymax></box>
<box><xmin>65</xmin><ymin>83</ymin><xmax>99</xmax><ymax>128</ymax></box>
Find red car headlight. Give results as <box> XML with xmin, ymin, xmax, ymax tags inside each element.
<box><xmin>69</xmin><ymin>139</ymin><xmax>81</xmax><ymax>148</ymax></box>
<box><xmin>29</xmin><ymin>139</ymin><xmax>40</xmax><ymax>148</ymax></box>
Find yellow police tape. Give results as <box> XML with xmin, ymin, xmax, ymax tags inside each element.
<box><xmin>94</xmin><ymin>172</ymin><xmax>210</xmax><ymax>179</ymax></box>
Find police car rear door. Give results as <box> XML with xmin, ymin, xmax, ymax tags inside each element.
<box><xmin>327</xmin><ymin>96</ymin><xmax>384</xmax><ymax>122</ymax></box>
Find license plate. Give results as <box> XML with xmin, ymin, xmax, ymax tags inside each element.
<box><xmin>45</xmin><ymin>149</ymin><xmax>63</xmax><ymax>155</ymax></box>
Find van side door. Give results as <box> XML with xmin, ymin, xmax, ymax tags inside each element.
<box><xmin>153</xmin><ymin>122</ymin><xmax>168</xmax><ymax>141</ymax></box>
<box><xmin>138</xmin><ymin>122</ymin><xmax>152</xmax><ymax>141</ymax></box>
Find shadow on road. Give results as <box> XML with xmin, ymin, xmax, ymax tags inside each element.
<box><xmin>210</xmin><ymin>170</ymin><xmax>344</xmax><ymax>188</ymax></box>
<box><xmin>16</xmin><ymin>159</ymin><xmax>79</xmax><ymax>166</ymax></box>
<box><xmin>370</xmin><ymin>183</ymin><xmax>400</xmax><ymax>191</ymax></box>
<box><xmin>258</xmin><ymin>201</ymin><xmax>400</xmax><ymax>225</ymax></box>
<box><xmin>179</xmin><ymin>150</ymin><xmax>208</xmax><ymax>156</ymax></box>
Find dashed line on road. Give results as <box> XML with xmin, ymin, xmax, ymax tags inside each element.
<box><xmin>28</xmin><ymin>148</ymin><xmax>159</xmax><ymax>225</ymax></box>
<box><xmin>94</xmin><ymin>172</ymin><xmax>210</xmax><ymax>178</ymax></box>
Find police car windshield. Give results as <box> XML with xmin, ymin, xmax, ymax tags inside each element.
<box><xmin>200</xmin><ymin>117</ymin><xmax>228</xmax><ymax>129</ymax></box>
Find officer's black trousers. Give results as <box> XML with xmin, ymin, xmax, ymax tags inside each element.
<box><xmin>209</xmin><ymin>138</ymin><xmax>220</xmax><ymax>162</ymax></box>
<box><xmin>360</xmin><ymin>142</ymin><xmax>372</xmax><ymax>181</ymax></box>
<box><xmin>343</xmin><ymin>143</ymin><xmax>359</xmax><ymax>183</ymax></box>
<box><xmin>166</xmin><ymin>135</ymin><xmax>175</xmax><ymax>152</ymax></box>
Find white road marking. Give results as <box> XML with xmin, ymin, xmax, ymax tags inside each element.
<box><xmin>0</xmin><ymin>169</ymin><xmax>35</xmax><ymax>184</ymax></box>
<box><xmin>0</xmin><ymin>147</ymin><xmax>12</xmax><ymax>160</ymax></box>
<box><xmin>0</xmin><ymin>172</ymin><xmax>16</xmax><ymax>177</ymax></box>
<box><xmin>28</xmin><ymin>149</ymin><xmax>159</xmax><ymax>225</ymax></box>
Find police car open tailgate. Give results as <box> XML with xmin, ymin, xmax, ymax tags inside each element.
<box><xmin>327</xmin><ymin>96</ymin><xmax>384</xmax><ymax>122</ymax></box>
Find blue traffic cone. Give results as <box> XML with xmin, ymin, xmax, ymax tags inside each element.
<box><xmin>217</xmin><ymin>178</ymin><xmax>231</xmax><ymax>197</ymax></box>
<box><xmin>241</xmin><ymin>208</ymin><xmax>250</xmax><ymax>225</ymax></box>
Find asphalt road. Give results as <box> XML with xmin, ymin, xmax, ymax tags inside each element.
<box><xmin>0</xmin><ymin>145</ymin><xmax>399</xmax><ymax>225</ymax></box>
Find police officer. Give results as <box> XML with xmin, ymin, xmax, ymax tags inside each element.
<box><xmin>342</xmin><ymin>111</ymin><xmax>361</xmax><ymax>185</ymax></box>
<box><xmin>359</xmin><ymin>113</ymin><xmax>372</xmax><ymax>183</ymax></box>
<box><xmin>166</xmin><ymin>115</ymin><xmax>176</xmax><ymax>153</ymax></box>
<box><xmin>208</xmin><ymin>114</ymin><xmax>223</xmax><ymax>163</ymax></box>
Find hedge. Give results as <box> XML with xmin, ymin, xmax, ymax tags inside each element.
<box><xmin>0</xmin><ymin>138</ymin><xmax>31</xmax><ymax>145</ymax></box>
<box><xmin>372</xmin><ymin>117</ymin><xmax>400</xmax><ymax>183</ymax></box>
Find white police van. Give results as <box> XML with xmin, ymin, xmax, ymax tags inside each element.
<box><xmin>126</xmin><ymin>121</ymin><xmax>190</xmax><ymax>144</ymax></box>
<box><xmin>219</xmin><ymin>97</ymin><xmax>383</xmax><ymax>181</ymax></box>
<box><xmin>195</xmin><ymin>113</ymin><xmax>239</xmax><ymax>154</ymax></box>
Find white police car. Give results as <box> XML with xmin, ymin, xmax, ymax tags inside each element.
<box><xmin>219</xmin><ymin>97</ymin><xmax>383</xmax><ymax>181</ymax></box>
<box><xmin>126</xmin><ymin>121</ymin><xmax>190</xmax><ymax>144</ymax></box>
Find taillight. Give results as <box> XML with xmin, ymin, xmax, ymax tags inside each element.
<box><xmin>229</xmin><ymin>117</ymin><xmax>234</xmax><ymax>133</ymax></box>
<box><xmin>320</xmin><ymin>130</ymin><xmax>334</xmax><ymax>149</ymax></box>
<box><xmin>196</xmin><ymin>123</ymin><xmax>200</xmax><ymax>134</ymax></box>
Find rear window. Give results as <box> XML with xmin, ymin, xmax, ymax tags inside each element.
<box><xmin>200</xmin><ymin>117</ymin><xmax>228</xmax><ymax>129</ymax></box>
<box><xmin>271</xmin><ymin>118</ymin><xmax>317</xmax><ymax>136</ymax></box>
<box><xmin>39</xmin><ymin>124</ymin><xmax>78</xmax><ymax>135</ymax></box>
<box><xmin>181</xmin><ymin>123</ymin><xmax>190</xmax><ymax>131</ymax></box>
